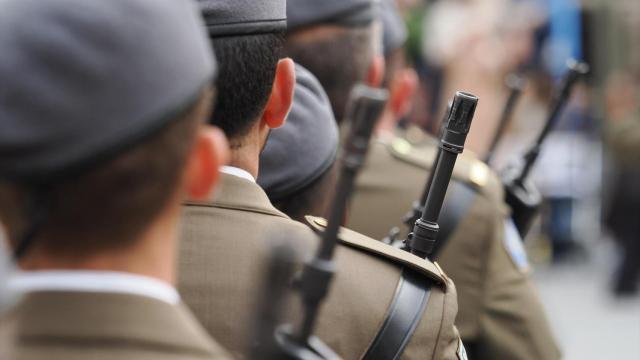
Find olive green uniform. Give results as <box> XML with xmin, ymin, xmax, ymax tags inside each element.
<box><xmin>0</xmin><ymin>292</ymin><xmax>230</xmax><ymax>360</ymax></box>
<box><xmin>348</xmin><ymin>135</ymin><xmax>561</xmax><ymax>360</ymax></box>
<box><xmin>179</xmin><ymin>173</ymin><xmax>464</xmax><ymax>359</ymax></box>
<box><xmin>607</xmin><ymin>111</ymin><xmax>640</xmax><ymax>163</ymax></box>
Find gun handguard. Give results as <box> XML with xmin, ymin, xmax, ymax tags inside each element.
<box><xmin>407</xmin><ymin>92</ymin><xmax>478</xmax><ymax>259</ymax></box>
<box><xmin>504</xmin><ymin>60</ymin><xmax>589</xmax><ymax>238</ymax></box>
<box><xmin>278</xmin><ymin>84</ymin><xmax>388</xmax><ymax>360</ymax></box>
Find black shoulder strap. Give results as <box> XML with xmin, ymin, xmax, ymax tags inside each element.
<box><xmin>362</xmin><ymin>267</ymin><xmax>432</xmax><ymax>360</ymax></box>
<box><xmin>431</xmin><ymin>181</ymin><xmax>476</xmax><ymax>259</ymax></box>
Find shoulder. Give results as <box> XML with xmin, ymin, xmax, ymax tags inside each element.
<box><xmin>304</xmin><ymin>216</ymin><xmax>448</xmax><ymax>288</ymax></box>
<box><xmin>385</xmin><ymin>134</ymin><xmax>504</xmax><ymax>204</ymax></box>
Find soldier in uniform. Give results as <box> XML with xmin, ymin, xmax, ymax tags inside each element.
<box><xmin>606</xmin><ymin>103</ymin><xmax>640</xmax><ymax>296</ymax></box>
<box><xmin>284</xmin><ymin>0</ymin><xmax>561</xmax><ymax>359</ymax></box>
<box><xmin>178</xmin><ymin>1</ymin><xmax>465</xmax><ymax>358</ymax></box>
<box><xmin>0</xmin><ymin>0</ymin><xmax>231</xmax><ymax>358</ymax></box>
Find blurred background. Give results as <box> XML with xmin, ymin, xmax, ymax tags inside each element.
<box><xmin>394</xmin><ymin>0</ymin><xmax>640</xmax><ymax>358</ymax></box>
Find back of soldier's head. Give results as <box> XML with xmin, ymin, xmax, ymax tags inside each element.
<box><xmin>0</xmin><ymin>0</ymin><xmax>216</xmax><ymax>260</ymax></box>
<box><xmin>197</xmin><ymin>0</ymin><xmax>288</xmax><ymax>142</ymax></box>
<box><xmin>380</xmin><ymin>0</ymin><xmax>408</xmax><ymax>87</ymax></box>
<box><xmin>258</xmin><ymin>65</ymin><xmax>340</xmax><ymax>221</ymax></box>
<box><xmin>285</xmin><ymin>0</ymin><xmax>381</xmax><ymax>121</ymax></box>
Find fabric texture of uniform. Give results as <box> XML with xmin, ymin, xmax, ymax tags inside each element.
<box><xmin>347</xmin><ymin>134</ymin><xmax>562</xmax><ymax>360</ymax></box>
<box><xmin>0</xmin><ymin>291</ymin><xmax>231</xmax><ymax>360</ymax></box>
<box><xmin>197</xmin><ymin>0</ymin><xmax>287</xmax><ymax>37</ymax></box>
<box><xmin>258</xmin><ymin>64</ymin><xmax>339</xmax><ymax>202</ymax></box>
<box><xmin>179</xmin><ymin>173</ymin><xmax>462</xmax><ymax>359</ymax></box>
<box><xmin>287</xmin><ymin>0</ymin><xmax>379</xmax><ymax>32</ymax></box>
<box><xmin>0</xmin><ymin>0</ymin><xmax>215</xmax><ymax>182</ymax></box>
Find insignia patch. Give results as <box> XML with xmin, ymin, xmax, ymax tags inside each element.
<box><xmin>503</xmin><ymin>219</ymin><xmax>530</xmax><ymax>272</ymax></box>
<box><xmin>457</xmin><ymin>337</ymin><xmax>468</xmax><ymax>360</ymax></box>
<box><xmin>469</xmin><ymin>162</ymin><xmax>489</xmax><ymax>188</ymax></box>
<box><xmin>391</xmin><ymin>137</ymin><xmax>412</xmax><ymax>155</ymax></box>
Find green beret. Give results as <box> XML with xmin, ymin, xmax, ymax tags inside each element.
<box><xmin>380</xmin><ymin>0</ymin><xmax>407</xmax><ymax>54</ymax></box>
<box><xmin>258</xmin><ymin>65</ymin><xmax>339</xmax><ymax>202</ymax></box>
<box><xmin>287</xmin><ymin>0</ymin><xmax>379</xmax><ymax>32</ymax></box>
<box><xmin>198</xmin><ymin>0</ymin><xmax>287</xmax><ymax>37</ymax></box>
<box><xmin>0</xmin><ymin>0</ymin><xmax>216</xmax><ymax>183</ymax></box>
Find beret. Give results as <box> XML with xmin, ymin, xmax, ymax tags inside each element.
<box><xmin>287</xmin><ymin>0</ymin><xmax>379</xmax><ymax>32</ymax></box>
<box><xmin>197</xmin><ymin>0</ymin><xmax>287</xmax><ymax>37</ymax></box>
<box><xmin>258</xmin><ymin>64</ymin><xmax>339</xmax><ymax>202</ymax></box>
<box><xmin>0</xmin><ymin>0</ymin><xmax>216</xmax><ymax>183</ymax></box>
<box><xmin>380</xmin><ymin>0</ymin><xmax>407</xmax><ymax>54</ymax></box>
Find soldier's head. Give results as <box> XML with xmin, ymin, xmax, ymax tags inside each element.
<box><xmin>0</xmin><ymin>0</ymin><xmax>225</xmax><ymax>267</ymax></box>
<box><xmin>377</xmin><ymin>0</ymin><xmax>418</xmax><ymax>134</ymax></box>
<box><xmin>258</xmin><ymin>65</ymin><xmax>340</xmax><ymax>222</ymax></box>
<box><xmin>198</xmin><ymin>0</ymin><xmax>296</xmax><ymax>171</ymax></box>
<box><xmin>285</xmin><ymin>0</ymin><xmax>384</xmax><ymax>121</ymax></box>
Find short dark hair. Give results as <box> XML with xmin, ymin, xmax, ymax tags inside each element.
<box><xmin>208</xmin><ymin>33</ymin><xmax>284</xmax><ymax>141</ymax></box>
<box><xmin>284</xmin><ymin>25</ymin><xmax>374</xmax><ymax>122</ymax></box>
<box><xmin>0</xmin><ymin>91</ymin><xmax>212</xmax><ymax>257</ymax></box>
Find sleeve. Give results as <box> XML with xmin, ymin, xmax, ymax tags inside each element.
<box><xmin>475</xmin><ymin>210</ymin><xmax>562</xmax><ymax>360</ymax></box>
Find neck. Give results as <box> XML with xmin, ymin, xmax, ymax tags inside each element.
<box><xmin>228</xmin><ymin>131</ymin><xmax>263</xmax><ymax>179</ymax></box>
<box><xmin>20</xmin><ymin>210</ymin><xmax>180</xmax><ymax>286</ymax></box>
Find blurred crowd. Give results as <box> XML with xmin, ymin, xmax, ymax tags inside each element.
<box><xmin>392</xmin><ymin>0</ymin><xmax>640</xmax><ymax>296</ymax></box>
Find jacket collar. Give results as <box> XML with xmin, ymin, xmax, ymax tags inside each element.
<box><xmin>8</xmin><ymin>291</ymin><xmax>216</xmax><ymax>355</ymax></box>
<box><xmin>185</xmin><ymin>173</ymin><xmax>289</xmax><ymax>219</ymax></box>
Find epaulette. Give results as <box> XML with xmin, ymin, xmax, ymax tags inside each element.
<box><xmin>386</xmin><ymin>136</ymin><xmax>504</xmax><ymax>203</ymax></box>
<box><xmin>304</xmin><ymin>216</ymin><xmax>447</xmax><ymax>288</ymax></box>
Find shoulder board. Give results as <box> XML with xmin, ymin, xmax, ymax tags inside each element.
<box><xmin>304</xmin><ymin>216</ymin><xmax>447</xmax><ymax>288</ymax></box>
<box><xmin>387</xmin><ymin>136</ymin><xmax>494</xmax><ymax>193</ymax></box>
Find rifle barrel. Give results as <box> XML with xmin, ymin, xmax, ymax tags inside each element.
<box><xmin>295</xmin><ymin>84</ymin><xmax>388</xmax><ymax>345</ymax></box>
<box><xmin>485</xmin><ymin>74</ymin><xmax>526</xmax><ymax>164</ymax></box>
<box><xmin>409</xmin><ymin>92</ymin><xmax>478</xmax><ymax>259</ymax></box>
<box><xmin>517</xmin><ymin>60</ymin><xmax>589</xmax><ymax>183</ymax></box>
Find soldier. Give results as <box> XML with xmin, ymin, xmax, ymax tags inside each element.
<box><xmin>284</xmin><ymin>0</ymin><xmax>561</xmax><ymax>359</ymax></box>
<box><xmin>258</xmin><ymin>64</ymin><xmax>340</xmax><ymax>222</ymax></box>
<box><xmin>605</xmin><ymin>76</ymin><xmax>640</xmax><ymax>296</ymax></box>
<box><xmin>178</xmin><ymin>1</ymin><xmax>464</xmax><ymax>358</ymax></box>
<box><xmin>0</xmin><ymin>0</ymin><xmax>231</xmax><ymax>358</ymax></box>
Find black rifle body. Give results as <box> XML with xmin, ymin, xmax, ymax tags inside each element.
<box><xmin>407</xmin><ymin>92</ymin><xmax>478</xmax><ymax>260</ymax></box>
<box><xmin>504</xmin><ymin>60</ymin><xmax>589</xmax><ymax>237</ymax></box>
<box><xmin>270</xmin><ymin>84</ymin><xmax>388</xmax><ymax>360</ymax></box>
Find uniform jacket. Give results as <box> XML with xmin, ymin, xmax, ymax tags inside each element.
<box><xmin>348</xmin><ymin>136</ymin><xmax>562</xmax><ymax>360</ymax></box>
<box><xmin>178</xmin><ymin>173</ymin><xmax>463</xmax><ymax>359</ymax></box>
<box><xmin>0</xmin><ymin>291</ymin><xmax>230</xmax><ymax>360</ymax></box>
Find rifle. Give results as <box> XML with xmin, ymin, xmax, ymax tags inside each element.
<box><xmin>249</xmin><ymin>242</ymin><xmax>299</xmax><ymax>360</ymax></box>
<box><xmin>265</xmin><ymin>84</ymin><xmax>389</xmax><ymax>360</ymax></box>
<box><xmin>484</xmin><ymin>74</ymin><xmax>527</xmax><ymax>164</ymax></box>
<box><xmin>405</xmin><ymin>92</ymin><xmax>478</xmax><ymax>260</ymax></box>
<box><xmin>382</xmin><ymin>102</ymin><xmax>452</xmax><ymax>246</ymax></box>
<box><xmin>503</xmin><ymin>60</ymin><xmax>589</xmax><ymax>238</ymax></box>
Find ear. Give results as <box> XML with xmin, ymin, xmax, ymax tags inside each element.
<box><xmin>184</xmin><ymin>126</ymin><xmax>229</xmax><ymax>200</ymax></box>
<box><xmin>261</xmin><ymin>58</ymin><xmax>296</xmax><ymax>129</ymax></box>
<box><xmin>389</xmin><ymin>68</ymin><xmax>418</xmax><ymax>118</ymax></box>
<box><xmin>366</xmin><ymin>55</ymin><xmax>385</xmax><ymax>87</ymax></box>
